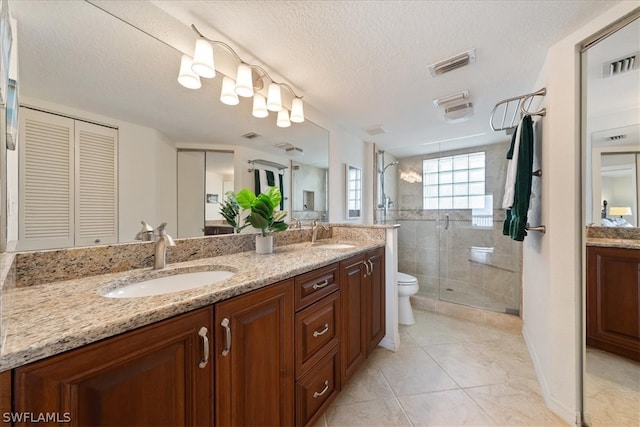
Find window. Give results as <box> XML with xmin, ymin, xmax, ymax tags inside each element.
<box><xmin>423</xmin><ymin>151</ymin><xmax>485</xmax><ymax>210</ymax></box>
<box><xmin>346</xmin><ymin>164</ymin><xmax>362</xmax><ymax>218</ymax></box>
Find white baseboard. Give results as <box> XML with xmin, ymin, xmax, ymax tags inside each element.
<box><xmin>522</xmin><ymin>325</ymin><xmax>579</xmax><ymax>426</ymax></box>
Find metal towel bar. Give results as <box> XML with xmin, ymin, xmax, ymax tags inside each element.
<box><xmin>525</xmin><ymin>224</ymin><xmax>546</xmax><ymax>234</ymax></box>
<box><xmin>490</xmin><ymin>87</ymin><xmax>546</xmax><ymax>131</ymax></box>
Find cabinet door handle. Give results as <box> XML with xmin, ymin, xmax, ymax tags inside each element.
<box><xmin>312</xmin><ymin>279</ymin><xmax>329</xmax><ymax>290</ymax></box>
<box><xmin>313</xmin><ymin>323</ymin><xmax>330</xmax><ymax>337</ymax></box>
<box><xmin>198</xmin><ymin>327</ymin><xmax>209</xmax><ymax>368</ymax></box>
<box><xmin>221</xmin><ymin>318</ymin><xmax>231</xmax><ymax>357</ymax></box>
<box><xmin>363</xmin><ymin>261</ymin><xmax>370</xmax><ymax>277</ymax></box>
<box><xmin>313</xmin><ymin>380</ymin><xmax>330</xmax><ymax>398</ymax></box>
<box><xmin>367</xmin><ymin>259</ymin><xmax>374</xmax><ymax>273</ymax></box>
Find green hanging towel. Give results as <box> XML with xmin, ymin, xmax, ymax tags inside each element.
<box><xmin>508</xmin><ymin>115</ymin><xmax>534</xmax><ymax>241</ymax></box>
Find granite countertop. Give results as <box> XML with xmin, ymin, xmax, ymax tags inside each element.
<box><xmin>585</xmin><ymin>237</ymin><xmax>640</xmax><ymax>250</ymax></box>
<box><xmin>0</xmin><ymin>239</ymin><xmax>383</xmax><ymax>371</ymax></box>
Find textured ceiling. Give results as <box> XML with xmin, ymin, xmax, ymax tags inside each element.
<box><xmin>12</xmin><ymin>0</ymin><xmax>620</xmax><ymax>160</ymax></box>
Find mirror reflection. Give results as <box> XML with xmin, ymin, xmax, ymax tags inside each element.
<box><xmin>7</xmin><ymin>1</ymin><xmax>329</xmax><ymax>250</ymax></box>
<box><xmin>582</xmin><ymin>16</ymin><xmax>639</xmax><ymax>427</ymax></box>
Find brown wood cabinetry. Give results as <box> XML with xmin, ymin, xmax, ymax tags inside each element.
<box><xmin>12</xmin><ymin>306</ymin><xmax>214</xmax><ymax>426</ymax></box>
<box><xmin>587</xmin><ymin>245</ymin><xmax>640</xmax><ymax>361</ymax></box>
<box><xmin>4</xmin><ymin>246</ymin><xmax>386</xmax><ymax>426</ymax></box>
<box><xmin>215</xmin><ymin>279</ymin><xmax>294</xmax><ymax>427</ymax></box>
<box><xmin>366</xmin><ymin>247</ymin><xmax>386</xmax><ymax>353</ymax></box>
<box><xmin>293</xmin><ymin>263</ymin><xmax>342</xmax><ymax>426</ymax></box>
<box><xmin>340</xmin><ymin>248</ymin><xmax>386</xmax><ymax>385</ymax></box>
<box><xmin>339</xmin><ymin>253</ymin><xmax>367</xmax><ymax>384</ymax></box>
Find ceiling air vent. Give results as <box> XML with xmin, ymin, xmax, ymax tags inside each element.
<box><xmin>428</xmin><ymin>48</ymin><xmax>476</xmax><ymax>77</ymax></box>
<box><xmin>607</xmin><ymin>134</ymin><xmax>627</xmax><ymax>141</ymax></box>
<box><xmin>366</xmin><ymin>126</ymin><xmax>386</xmax><ymax>136</ymax></box>
<box><xmin>242</xmin><ymin>132</ymin><xmax>261</xmax><ymax>139</ymax></box>
<box><xmin>444</xmin><ymin>102</ymin><xmax>474</xmax><ymax>123</ymax></box>
<box><xmin>603</xmin><ymin>52</ymin><xmax>638</xmax><ymax>77</ymax></box>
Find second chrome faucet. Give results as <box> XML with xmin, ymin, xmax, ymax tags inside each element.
<box><xmin>311</xmin><ymin>219</ymin><xmax>330</xmax><ymax>244</ymax></box>
<box><xmin>154</xmin><ymin>222</ymin><xmax>175</xmax><ymax>270</ymax></box>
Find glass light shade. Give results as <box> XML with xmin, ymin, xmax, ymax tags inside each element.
<box><xmin>191</xmin><ymin>39</ymin><xmax>215</xmax><ymax>78</ymax></box>
<box><xmin>177</xmin><ymin>55</ymin><xmax>201</xmax><ymax>89</ymax></box>
<box><xmin>235</xmin><ymin>64</ymin><xmax>254</xmax><ymax>97</ymax></box>
<box><xmin>252</xmin><ymin>94</ymin><xmax>269</xmax><ymax>118</ymax></box>
<box><xmin>277</xmin><ymin>109</ymin><xmax>291</xmax><ymax>128</ymax></box>
<box><xmin>220</xmin><ymin>76</ymin><xmax>239</xmax><ymax>105</ymax></box>
<box><xmin>266</xmin><ymin>83</ymin><xmax>282</xmax><ymax>112</ymax></box>
<box><xmin>290</xmin><ymin>98</ymin><xmax>305</xmax><ymax>123</ymax></box>
<box><xmin>609</xmin><ymin>206</ymin><xmax>632</xmax><ymax>216</ymax></box>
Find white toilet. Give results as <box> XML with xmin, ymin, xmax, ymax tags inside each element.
<box><xmin>397</xmin><ymin>272</ymin><xmax>419</xmax><ymax>325</ymax></box>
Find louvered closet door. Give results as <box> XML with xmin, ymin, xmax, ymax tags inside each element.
<box><xmin>19</xmin><ymin>108</ymin><xmax>75</xmax><ymax>250</ymax></box>
<box><xmin>74</xmin><ymin>121</ymin><xmax>118</xmax><ymax>246</ymax></box>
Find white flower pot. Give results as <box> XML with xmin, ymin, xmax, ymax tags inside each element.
<box><xmin>255</xmin><ymin>235</ymin><xmax>274</xmax><ymax>254</ymax></box>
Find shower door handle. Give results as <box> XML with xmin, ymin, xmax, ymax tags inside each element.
<box><xmin>444</xmin><ymin>214</ymin><xmax>450</xmax><ymax>230</ymax></box>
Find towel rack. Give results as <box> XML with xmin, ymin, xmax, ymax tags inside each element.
<box><xmin>490</xmin><ymin>87</ymin><xmax>546</xmax><ymax>131</ymax></box>
<box><xmin>247</xmin><ymin>159</ymin><xmax>288</xmax><ymax>173</ymax></box>
<box><xmin>525</xmin><ymin>224</ymin><xmax>546</xmax><ymax>234</ymax></box>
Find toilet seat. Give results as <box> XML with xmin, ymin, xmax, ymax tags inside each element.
<box><xmin>397</xmin><ymin>272</ymin><xmax>418</xmax><ymax>286</ymax></box>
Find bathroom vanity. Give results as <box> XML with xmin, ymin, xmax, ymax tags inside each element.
<box><xmin>0</xmin><ymin>233</ymin><xmax>387</xmax><ymax>426</ymax></box>
<box><xmin>586</xmin><ymin>242</ymin><xmax>640</xmax><ymax>361</ymax></box>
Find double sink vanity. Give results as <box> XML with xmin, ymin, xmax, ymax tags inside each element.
<box><xmin>0</xmin><ymin>225</ymin><xmax>392</xmax><ymax>426</ymax></box>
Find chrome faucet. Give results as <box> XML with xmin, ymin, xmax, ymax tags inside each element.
<box><xmin>154</xmin><ymin>223</ymin><xmax>175</xmax><ymax>270</ymax></box>
<box><xmin>292</xmin><ymin>217</ymin><xmax>302</xmax><ymax>229</ymax></box>
<box><xmin>135</xmin><ymin>220</ymin><xmax>154</xmax><ymax>241</ymax></box>
<box><xmin>311</xmin><ymin>219</ymin><xmax>329</xmax><ymax>244</ymax></box>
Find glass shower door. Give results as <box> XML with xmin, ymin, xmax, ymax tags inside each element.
<box><xmin>434</xmin><ymin>148</ymin><xmax>521</xmax><ymax>314</ymax></box>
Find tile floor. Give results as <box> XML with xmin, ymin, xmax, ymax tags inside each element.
<box><xmin>315</xmin><ymin>309</ymin><xmax>568</xmax><ymax>426</ymax></box>
<box><xmin>583</xmin><ymin>348</ymin><xmax>640</xmax><ymax>427</ymax></box>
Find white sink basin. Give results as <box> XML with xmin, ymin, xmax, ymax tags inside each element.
<box><xmin>313</xmin><ymin>243</ymin><xmax>356</xmax><ymax>249</ymax></box>
<box><xmin>102</xmin><ymin>270</ymin><xmax>235</xmax><ymax>298</ymax></box>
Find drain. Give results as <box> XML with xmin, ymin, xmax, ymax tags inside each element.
<box><xmin>445</xmin><ymin>288</ymin><xmax>454</xmax><ymax>291</ymax></box>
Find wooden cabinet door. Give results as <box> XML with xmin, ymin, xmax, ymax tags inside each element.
<box><xmin>587</xmin><ymin>246</ymin><xmax>640</xmax><ymax>361</ymax></box>
<box><xmin>13</xmin><ymin>307</ymin><xmax>214</xmax><ymax>427</ymax></box>
<box><xmin>366</xmin><ymin>248</ymin><xmax>386</xmax><ymax>353</ymax></box>
<box><xmin>215</xmin><ymin>280</ymin><xmax>294</xmax><ymax>427</ymax></box>
<box><xmin>339</xmin><ymin>254</ymin><xmax>367</xmax><ymax>385</ymax></box>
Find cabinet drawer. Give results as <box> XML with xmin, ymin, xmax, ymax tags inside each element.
<box><xmin>295</xmin><ymin>345</ymin><xmax>340</xmax><ymax>427</ymax></box>
<box><xmin>295</xmin><ymin>263</ymin><xmax>339</xmax><ymax>310</ymax></box>
<box><xmin>296</xmin><ymin>291</ymin><xmax>341</xmax><ymax>376</ymax></box>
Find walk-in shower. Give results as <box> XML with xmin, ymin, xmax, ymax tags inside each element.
<box><xmin>377</xmin><ymin>144</ymin><xmax>522</xmax><ymax>314</ymax></box>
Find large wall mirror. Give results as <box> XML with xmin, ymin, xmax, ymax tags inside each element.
<box><xmin>581</xmin><ymin>13</ymin><xmax>639</xmax><ymax>427</ymax></box>
<box><xmin>4</xmin><ymin>0</ymin><xmax>329</xmax><ymax>250</ymax></box>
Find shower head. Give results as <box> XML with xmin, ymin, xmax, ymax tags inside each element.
<box><xmin>382</xmin><ymin>161</ymin><xmax>399</xmax><ymax>172</ymax></box>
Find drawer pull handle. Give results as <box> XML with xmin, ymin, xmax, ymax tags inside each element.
<box><xmin>198</xmin><ymin>327</ymin><xmax>209</xmax><ymax>368</ymax></box>
<box><xmin>313</xmin><ymin>323</ymin><xmax>329</xmax><ymax>337</ymax></box>
<box><xmin>221</xmin><ymin>318</ymin><xmax>231</xmax><ymax>357</ymax></box>
<box><xmin>312</xmin><ymin>279</ymin><xmax>329</xmax><ymax>290</ymax></box>
<box><xmin>313</xmin><ymin>380</ymin><xmax>330</xmax><ymax>398</ymax></box>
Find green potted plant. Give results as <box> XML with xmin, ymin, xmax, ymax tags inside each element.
<box><xmin>236</xmin><ymin>186</ymin><xmax>289</xmax><ymax>253</ymax></box>
<box><xmin>219</xmin><ymin>191</ymin><xmax>248</xmax><ymax>234</ymax></box>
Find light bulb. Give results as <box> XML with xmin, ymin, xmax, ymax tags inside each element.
<box><xmin>235</xmin><ymin>64</ymin><xmax>254</xmax><ymax>97</ymax></box>
<box><xmin>277</xmin><ymin>109</ymin><xmax>291</xmax><ymax>128</ymax></box>
<box><xmin>220</xmin><ymin>76</ymin><xmax>239</xmax><ymax>105</ymax></box>
<box><xmin>266</xmin><ymin>83</ymin><xmax>282</xmax><ymax>112</ymax></box>
<box><xmin>252</xmin><ymin>94</ymin><xmax>268</xmax><ymax>118</ymax></box>
<box><xmin>177</xmin><ymin>55</ymin><xmax>201</xmax><ymax>89</ymax></box>
<box><xmin>191</xmin><ymin>38</ymin><xmax>215</xmax><ymax>78</ymax></box>
<box><xmin>290</xmin><ymin>98</ymin><xmax>304</xmax><ymax>123</ymax></box>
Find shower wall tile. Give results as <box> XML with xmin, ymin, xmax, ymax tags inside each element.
<box><xmin>446</xmin><ymin>254</ymin><xmax>471</xmax><ymax>283</ymax></box>
<box><xmin>416</xmin><ymin>221</ymin><xmax>439</xmax><ymax>249</ymax></box>
<box><xmin>397</xmin><ymin>221</ymin><xmax>417</xmax><ymax>248</ymax></box>
<box><xmin>398</xmin><ymin>246</ymin><xmax>417</xmax><ymax>275</ymax></box>
<box><xmin>416</xmin><ymin>248</ymin><xmax>439</xmax><ymax>277</ymax></box>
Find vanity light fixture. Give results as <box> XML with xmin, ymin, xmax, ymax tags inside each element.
<box><xmin>177</xmin><ymin>54</ymin><xmax>202</xmax><ymax>89</ymax></box>
<box><xmin>179</xmin><ymin>24</ymin><xmax>304</xmax><ymax>125</ymax></box>
<box><xmin>277</xmin><ymin>109</ymin><xmax>291</xmax><ymax>128</ymax></box>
